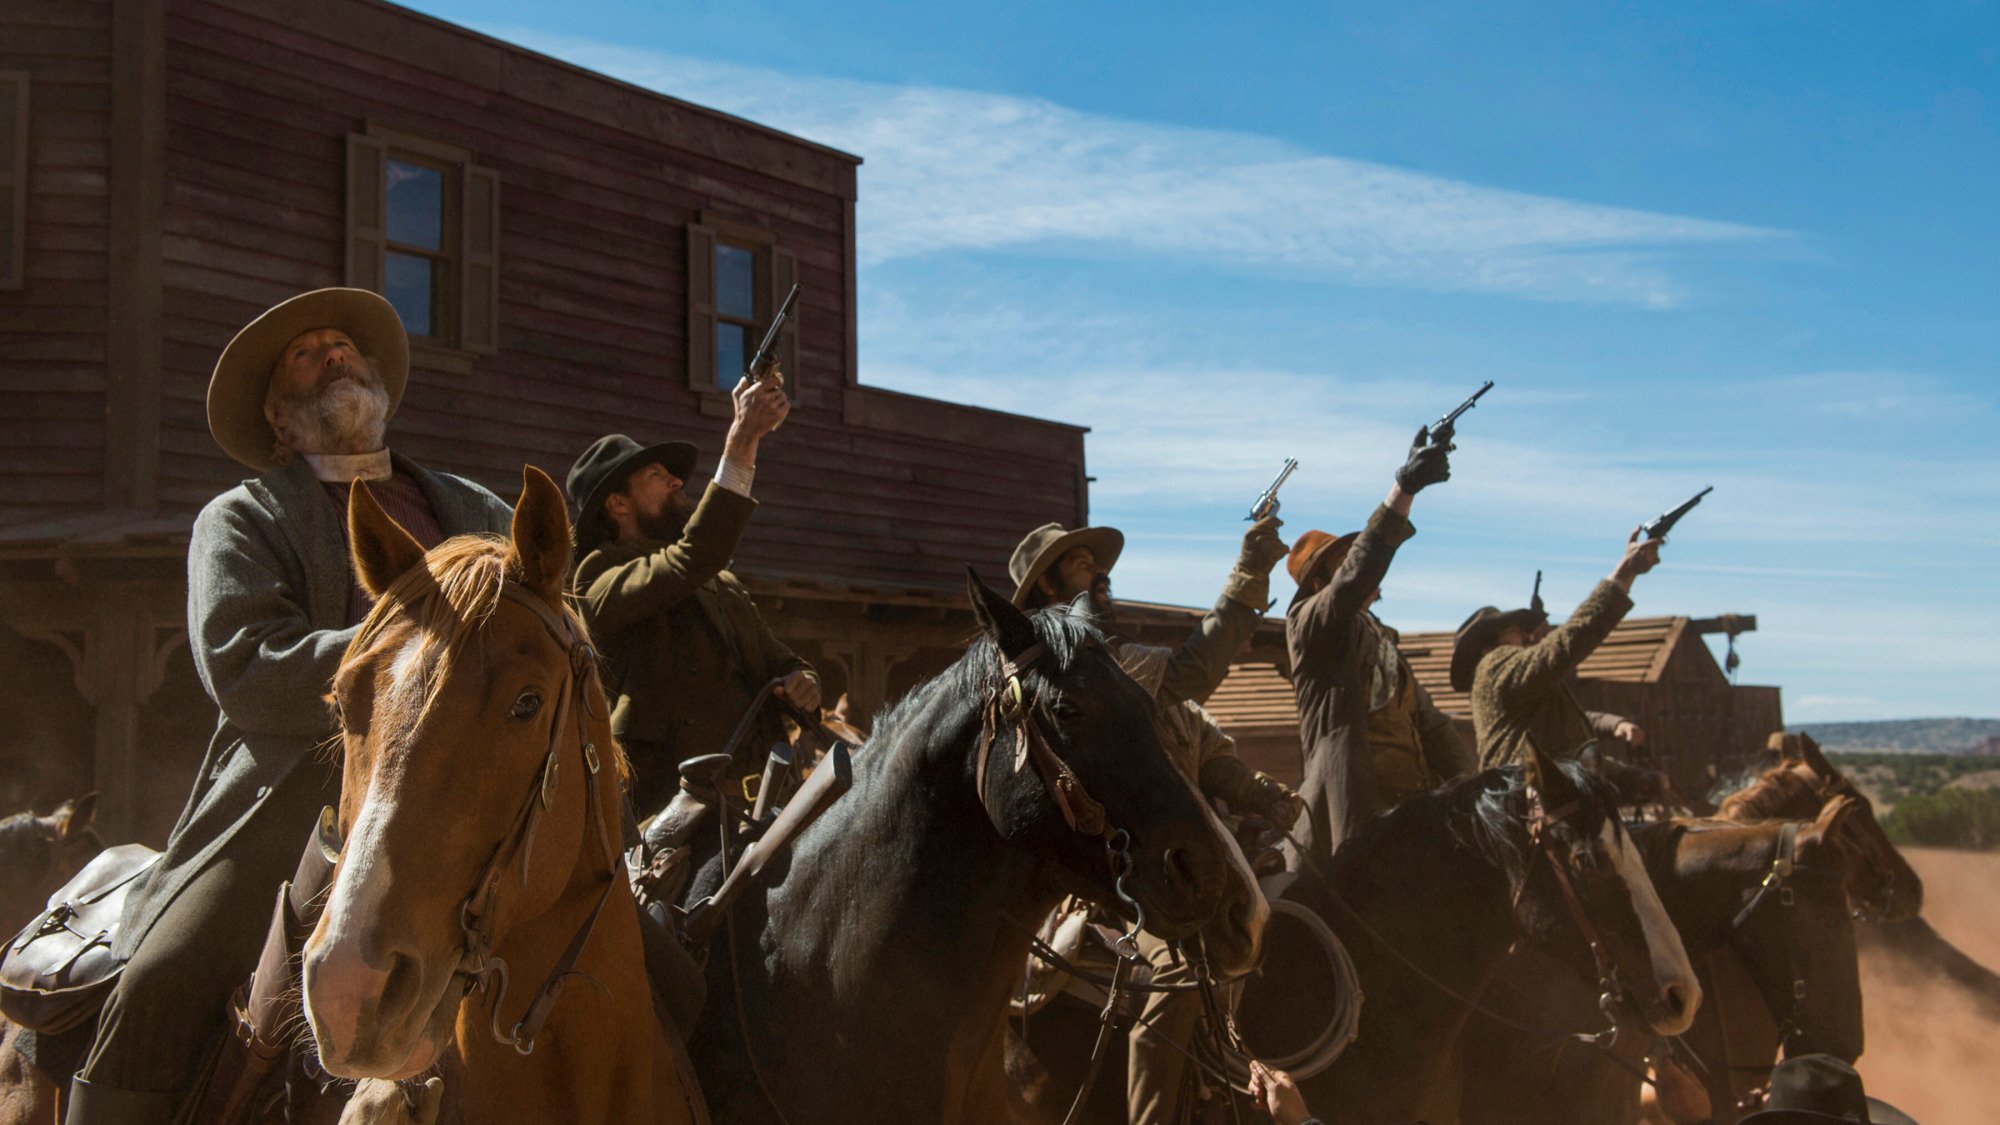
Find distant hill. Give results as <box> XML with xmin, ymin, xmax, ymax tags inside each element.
<box><xmin>1794</xmin><ymin>718</ymin><xmax>2000</xmax><ymax>756</ymax></box>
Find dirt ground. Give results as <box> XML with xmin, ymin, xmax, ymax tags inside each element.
<box><xmin>1853</xmin><ymin>847</ymin><xmax>2000</xmax><ymax>1125</ymax></box>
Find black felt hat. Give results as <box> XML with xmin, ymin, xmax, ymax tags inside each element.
<box><xmin>565</xmin><ymin>434</ymin><xmax>698</xmax><ymax>543</ymax></box>
<box><xmin>1739</xmin><ymin>1055</ymin><xmax>1916</xmax><ymax>1125</ymax></box>
<box><xmin>1449</xmin><ymin>605</ymin><xmax>1547</xmax><ymax>693</ymax></box>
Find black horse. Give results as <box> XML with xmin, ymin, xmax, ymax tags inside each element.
<box><xmin>1236</xmin><ymin>747</ymin><xmax>1698</xmax><ymax>1125</ymax></box>
<box><xmin>686</xmin><ymin>573</ymin><xmax>1267</xmax><ymax>1125</ymax></box>
<box><xmin>1460</xmin><ymin>802</ymin><xmax>1865</xmax><ymax>1124</ymax></box>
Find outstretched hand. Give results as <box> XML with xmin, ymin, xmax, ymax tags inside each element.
<box><xmin>1238</xmin><ymin>516</ymin><xmax>1290</xmax><ymax>576</ymax></box>
<box><xmin>1248</xmin><ymin>1061</ymin><xmax>1311</xmax><ymax>1125</ymax></box>
<box><xmin>1394</xmin><ymin>426</ymin><xmax>1452</xmax><ymax>495</ymax></box>
<box><xmin>1610</xmin><ymin>526</ymin><xmax>1663</xmax><ymax>590</ymax></box>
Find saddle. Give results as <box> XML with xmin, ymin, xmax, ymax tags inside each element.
<box><xmin>0</xmin><ymin>843</ymin><xmax>160</xmax><ymax>1034</ymax></box>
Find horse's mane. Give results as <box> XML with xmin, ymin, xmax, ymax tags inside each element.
<box><xmin>1334</xmin><ymin>759</ymin><xmax>1622</xmax><ymax>909</ymax></box>
<box><xmin>863</xmin><ymin>605</ymin><xmax>1103</xmax><ymax>753</ymax></box>
<box><xmin>338</xmin><ymin>533</ymin><xmax>628</xmax><ymax>781</ymax></box>
<box><xmin>1710</xmin><ymin>762</ymin><xmax>1815</xmax><ymax>820</ymax></box>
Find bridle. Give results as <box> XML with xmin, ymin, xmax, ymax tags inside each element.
<box><xmin>1513</xmin><ymin>788</ymin><xmax>1627</xmax><ymax>1045</ymax></box>
<box><xmin>321</xmin><ymin>580</ymin><xmax>620</xmax><ymax>1058</ymax></box>
<box><xmin>1717</xmin><ymin>820</ymin><xmax>1841</xmax><ymax>1066</ymax></box>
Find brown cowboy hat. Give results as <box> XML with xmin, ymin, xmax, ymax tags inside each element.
<box><xmin>1286</xmin><ymin>529</ymin><xmax>1358</xmax><ymax>587</ymax></box>
<box><xmin>1008</xmin><ymin>523</ymin><xmax>1124</xmax><ymax>608</ymax></box>
<box><xmin>1738</xmin><ymin>1054</ymin><xmax>1916</xmax><ymax>1125</ymax></box>
<box><xmin>1450</xmin><ymin>605</ymin><xmax>1545</xmax><ymax>693</ymax></box>
<box><xmin>207</xmin><ymin>288</ymin><xmax>409</xmax><ymax>471</ymax></box>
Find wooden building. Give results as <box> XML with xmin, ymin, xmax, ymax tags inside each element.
<box><xmin>1203</xmin><ymin>614</ymin><xmax>1784</xmax><ymax>799</ymax></box>
<box><xmin>0</xmin><ymin>0</ymin><xmax>1089</xmax><ymax>841</ymax></box>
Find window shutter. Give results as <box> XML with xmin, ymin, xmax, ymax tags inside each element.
<box><xmin>0</xmin><ymin>73</ymin><xmax>28</xmax><ymax>290</ymax></box>
<box><xmin>771</xmin><ymin>246</ymin><xmax>798</xmax><ymax>389</ymax></box>
<box><xmin>685</xmin><ymin>223</ymin><xmax>716</xmax><ymax>391</ymax></box>
<box><xmin>344</xmin><ymin>132</ymin><xmax>387</xmax><ymax>292</ymax></box>
<box><xmin>460</xmin><ymin>163</ymin><xmax>500</xmax><ymax>353</ymax></box>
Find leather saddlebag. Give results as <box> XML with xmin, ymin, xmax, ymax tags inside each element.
<box><xmin>0</xmin><ymin>843</ymin><xmax>159</xmax><ymax>1033</ymax></box>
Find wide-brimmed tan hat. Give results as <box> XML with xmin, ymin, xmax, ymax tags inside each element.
<box><xmin>207</xmin><ymin>288</ymin><xmax>409</xmax><ymax>471</ymax></box>
<box><xmin>1450</xmin><ymin>605</ymin><xmax>1545</xmax><ymax>693</ymax></box>
<box><xmin>1286</xmin><ymin>529</ymin><xmax>1359</xmax><ymax>587</ymax></box>
<box><xmin>1007</xmin><ymin>523</ymin><xmax>1124</xmax><ymax>608</ymax></box>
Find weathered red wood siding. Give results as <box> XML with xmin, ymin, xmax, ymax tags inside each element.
<box><xmin>0</xmin><ymin>1</ymin><xmax>112</xmax><ymax>524</ymax></box>
<box><xmin>153</xmin><ymin>0</ymin><xmax>1085</xmax><ymax>588</ymax></box>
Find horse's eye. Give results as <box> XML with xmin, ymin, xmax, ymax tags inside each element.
<box><xmin>1051</xmin><ymin>698</ymin><xmax>1083</xmax><ymax>719</ymax></box>
<box><xmin>511</xmin><ymin>691</ymin><xmax>542</xmax><ymax>719</ymax></box>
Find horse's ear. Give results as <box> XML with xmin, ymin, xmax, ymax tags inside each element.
<box><xmin>1796</xmin><ymin>733</ymin><xmax>1836</xmax><ymax>781</ymax></box>
<box><xmin>1065</xmin><ymin>589</ymin><xmax>1102</xmax><ymax>630</ymax></box>
<box><xmin>967</xmin><ymin>566</ymin><xmax>1038</xmax><ymax>659</ymax></box>
<box><xmin>1527</xmin><ymin>744</ymin><xmax>1584</xmax><ymax>815</ymax></box>
<box><xmin>350</xmin><ymin>480</ymin><xmax>428</xmax><ymax>599</ymax></box>
<box><xmin>52</xmin><ymin>793</ymin><xmax>97</xmax><ymax>840</ymax></box>
<box><xmin>1797</xmin><ymin>794</ymin><xmax>1858</xmax><ymax>865</ymax></box>
<box><xmin>508</xmin><ymin>466</ymin><xmax>573</xmax><ymax>603</ymax></box>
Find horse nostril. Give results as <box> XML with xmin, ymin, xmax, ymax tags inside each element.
<box><xmin>1660</xmin><ymin>982</ymin><xmax>1691</xmax><ymax>1021</ymax></box>
<box><xmin>1164</xmin><ymin>847</ymin><xmax>1199</xmax><ymax>894</ymax></box>
<box><xmin>377</xmin><ymin>950</ymin><xmax>425</xmax><ymax>1020</ymax></box>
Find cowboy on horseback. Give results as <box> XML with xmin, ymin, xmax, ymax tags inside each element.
<box><xmin>564</xmin><ymin>372</ymin><xmax>813</xmax><ymax>818</ymax></box>
<box><xmin>1283</xmin><ymin>424</ymin><xmax>1467</xmax><ymax>854</ymax></box>
<box><xmin>1454</xmin><ymin>527</ymin><xmax>1664</xmax><ymax>775</ymax></box>
<box><xmin>1006</xmin><ymin>514</ymin><xmax>1298</xmax><ymax>1125</ymax></box>
<box><xmin>59</xmin><ymin>289</ymin><xmax>513</xmax><ymax>1123</ymax></box>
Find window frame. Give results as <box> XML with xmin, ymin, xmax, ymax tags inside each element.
<box><xmin>345</xmin><ymin>123</ymin><xmax>499</xmax><ymax>356</ymax></box>
<box><xmin>685</xmin><ymin>213</ymin><xmax>796</xmax><ymax>416</ymax></box>
<box><xmin>0</xmin><ymin>71</ymin><xmax>28</xmax><ymax>291</ymax></box>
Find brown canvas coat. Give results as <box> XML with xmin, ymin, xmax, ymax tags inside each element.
<box><xmin>571</xmin><ymin>482</ymin><xmax>812</xmax><ymax>811</ymax></box>
<box><xmin>1471</xmin><ymin>579</ymin><xmax>1634</xmax><ymax>770</ymax></box>
<box><xmin>1284</xmin><ymin>504</ymin><xmax>1414</xmax><ymax>856</ymax></box>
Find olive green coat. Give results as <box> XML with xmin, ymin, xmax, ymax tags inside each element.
<box><xmin>571</xmin><ymin>483</ymin><xmax>811</xmax><ymax>811</ymax></box>
<box><xmin>1471</xmin><ymin>579</ymin><xmax>1634</xmax><ymax>770</ymax></box>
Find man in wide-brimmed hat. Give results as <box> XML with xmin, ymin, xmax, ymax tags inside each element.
<box><xmin>1007</xmin><ymin>509</ymin><xmax>1294</xmax><ymax>1125</ymax></box>
<box><xmin>1458</xmin><ymin>527</ymin><xmax>1664</xmax><ymax>772</ymax></box>
<box><xmin>1735</xmin><ymin>1054</ymin><xmax>1917</xmax><ymax>1125</ymax></box>
<box><xmin>1285</xmin><ymin>426</ymin><xmax>1460</xmax><ymax>858</ymax></box>
<box><xmin>64</xmin><ymin>289</ymin><xmax>512</xmax><ymax>1124</ymax></box>
<box><xmin>566</xmin><ymin>371</ymin><xmax>815</xmax><ymax>815</ymax></box>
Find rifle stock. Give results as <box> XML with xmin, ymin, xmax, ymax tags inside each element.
<box><xmin>678</xmin><ymin>741</ymin><xmax>853</xmax><ymax>947</ymax></box>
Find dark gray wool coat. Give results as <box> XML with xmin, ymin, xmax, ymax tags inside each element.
<box><xmin>116</xmin><ymin>453</ymin><xmax>511</xmax><ymax>957</ymax></box>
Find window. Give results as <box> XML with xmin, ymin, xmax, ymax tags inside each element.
<box><xmin>0</xmin><ymin>72</ymin><xmax>27</xmax><ymax>290</ymax></box>
<box><xmin>686</xmin><ymin>217</ymin><xmax>796</xmax><ymax>401</ymax></box>
<box><xmin>345</xmin><ymin>128</ymin><xmax>499</xmax><ymax>352</ymax></box>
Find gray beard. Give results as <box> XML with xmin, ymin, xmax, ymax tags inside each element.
<box><xmin>268</xmin><ymin>372</ymin><xmax>390</xmax><ymax>456</ymax></box>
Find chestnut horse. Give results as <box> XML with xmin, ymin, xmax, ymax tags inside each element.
<box><xmin>302</xmin><ymin>468</ymin><xmax>703</xmax><ymax>1123</ymax></box>
<box><xmin>684</xmin><ymin>575</ymin><xmax>1268</xmax><ymax>1125</ymax></box>
<box><xmin>0</xmin><ymin>795</ymin><xmax>102</xmax><ymax>936</ymax></box>
<box><xmin>1460</xmin><ymin>800</ymin><xmax>1864</xmax><ymax>1124</ymax></box>
<box><xmin>1235</xmin><ymin>747</ymin><xmax>1700</xmax><ymax>1125</ymax></box>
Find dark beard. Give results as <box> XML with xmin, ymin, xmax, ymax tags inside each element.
<box><xmin>633</xmin><ymin>492</ymin><xmax>695</xmax><ymax>542</ymax></box>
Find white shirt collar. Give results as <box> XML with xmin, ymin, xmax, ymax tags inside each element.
<box><xmin>301</xmin><ymin>450</ymin><xmax>393</xmax><ymax>483</ymax></box>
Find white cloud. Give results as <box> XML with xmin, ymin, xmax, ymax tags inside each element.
<box><xmin>496</xmin><ymin>28</ymin><xmax>1785</xmax><ymax>306</ymax></box>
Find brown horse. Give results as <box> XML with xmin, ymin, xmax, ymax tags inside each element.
<box><xmin>301</xmin><ymin>468</ymin><xmax>703</xmax><ymax>1123</ymax></box>
<box><xmin>1717</xmin><ymin>733</ymin><xmax>1921</xmax><ymax>923</ymax></box>
<box><xmin>1460</xmin><ymin>799</ymin><xmax>1863</xmax><ymax>1124</ymax></box>
<box><xmin>0</xmin><ymin>796</ymin><xmax>102</xmax><ymax>936</ymax></box>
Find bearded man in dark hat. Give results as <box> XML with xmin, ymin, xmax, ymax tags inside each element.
<box><xmin>567</xmin><ymin>372</ymin><xmax>815</xmax><ymax>816</ymax></box>
<box><xmin>1007</xmin><ymin>511</ymin><xmax>1296</xmax><ymax>1125</ymax></box>
<box><xmin>1456</xmin><ymin>527</ymin><xmax>1663</xmax><ymax>772</ymax></box>
<box><xmin>62</xmin><ymin>289</ymin><xmax>513</xmax><ymax>1123</ymax></box>
<box><xmin>1284</xmin><ymin>427</ymin><xmax>1457</xmax><ymax>856</ymax></box>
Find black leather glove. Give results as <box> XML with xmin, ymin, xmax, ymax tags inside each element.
<box><xmin>1394</xmin><ymin>426</ymin><xmax>1451</xmax><ymax>494</ymax></box>
<box><xmin>1237</xmin><ymin>516</ymin><xmax>1289</xmax><ymax>576</ymax></box>
<box><xmin>1243</xmin><ymin>773</ymin><xmax>1303</xmax><ymax>830</ymax></box>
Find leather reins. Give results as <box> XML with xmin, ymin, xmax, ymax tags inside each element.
<box><xmin>454</xmin><ymin>582</ymin><xmax>621</xmax><ymax>1056</ymax></box>
<box><xmin>321</xmin><ymin>579</ymin><xmax>620</xmax><ymax>1058</ymax></box>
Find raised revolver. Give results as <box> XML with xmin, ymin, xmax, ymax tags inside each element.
<box><xmin>1429</xmin><ymin>379</ymin><xmax>1494</xmax><ymax>447</ymax></box>
<box><xmin>1640</xmin><ymin>486</ymin><xmax>1713</xmax><ymax>542</ymax></box>
<box><xmin>1247</xmin><ymin>457</ymin><xmax>1299</xmax><ymax>521</ymax></box>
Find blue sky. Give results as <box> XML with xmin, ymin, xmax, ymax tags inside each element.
<box><xmin>404</xmin><ymin>1</ymin><xmax>1997</xmax><ymax>722</ymax></box>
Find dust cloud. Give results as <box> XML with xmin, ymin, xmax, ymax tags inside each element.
<box><xmin>1854</xmin><ymin>848</ymin><xmax>2000</xmax><ymax>1125</ymax></box>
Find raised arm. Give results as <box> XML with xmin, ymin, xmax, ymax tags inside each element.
<box><xmin>1155</xmin><ymin>515</ymin><xmax>1289</xmax><ymax>705</ymax></box>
